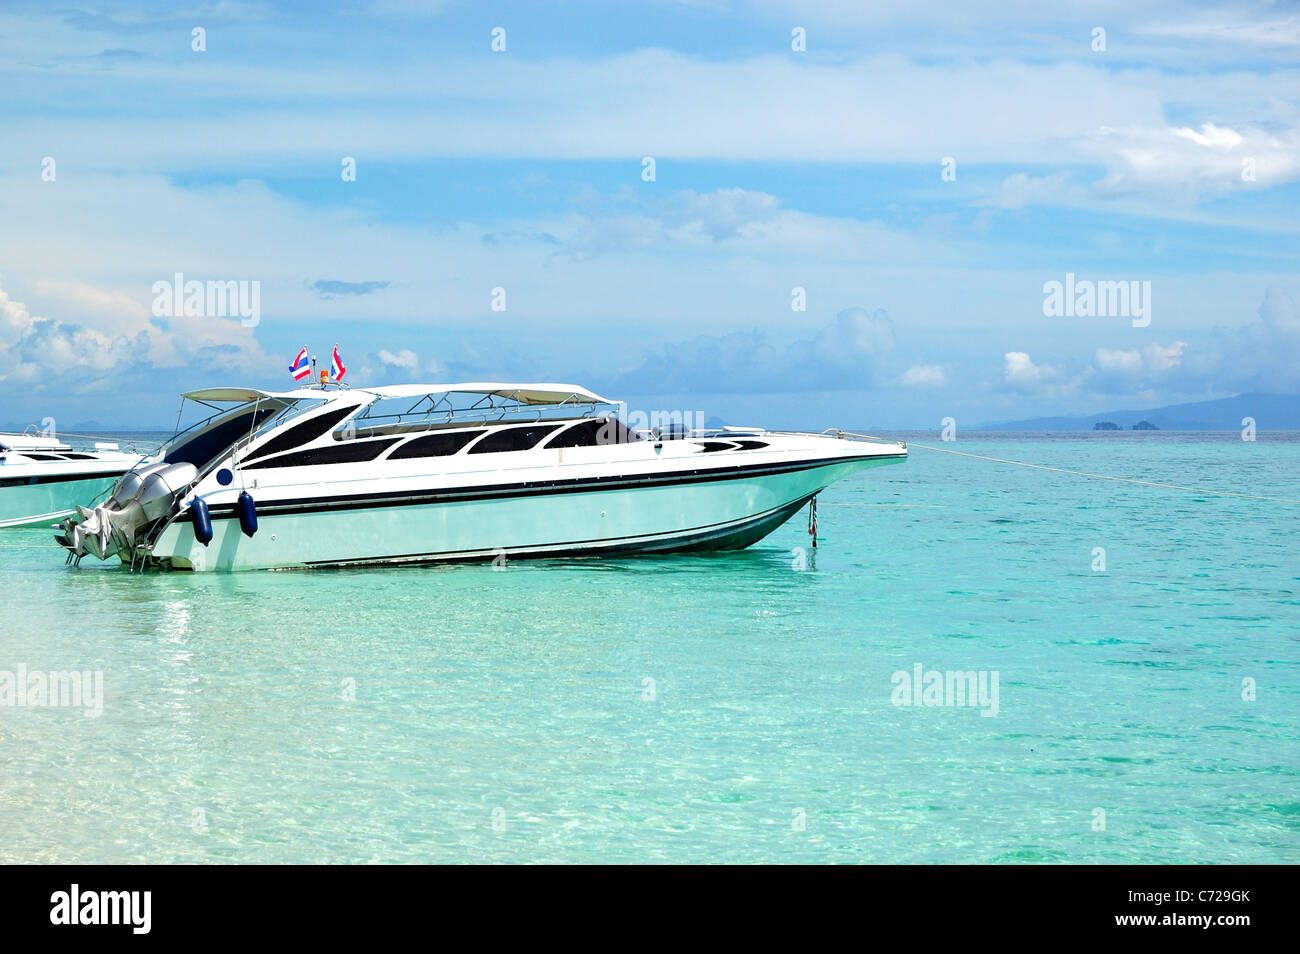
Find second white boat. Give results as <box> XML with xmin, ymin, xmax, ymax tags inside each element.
<box><xmin>1</xmin><ymin>432</ymin><xmax>151</xmax><ymax>529</ymax></box>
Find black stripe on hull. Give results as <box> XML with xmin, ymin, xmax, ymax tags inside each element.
<box><xmin>204</xmin><ymin>453</ymin><xmax>902</xmax><ymax>520</ymax></box>
<box><xmin>291</xmin><ymin>494</ymin><xmax>815</xmax><ymax>570</ymax></box>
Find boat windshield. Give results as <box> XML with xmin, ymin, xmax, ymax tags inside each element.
<box><xmin>164</xmin><ymin>398</ymin><xmax>312</xmax><ymax>468</ymax></box>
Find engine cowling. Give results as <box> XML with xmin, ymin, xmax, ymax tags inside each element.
<box><xmin>57</xmin><ymin>461</ymin><xmax>199</xmax><ymax>561</ymax></box>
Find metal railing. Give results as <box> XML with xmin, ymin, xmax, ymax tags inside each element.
<box><xmin>348</xmin><ymin>392</ymin><xmax>615</xmax><ymax>437</ymax></box>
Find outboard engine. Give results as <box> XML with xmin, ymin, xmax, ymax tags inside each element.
<box><xmin>56</xmin><ymin>461</ymin><xmax>198</xmax><ymax>561</ymax></box>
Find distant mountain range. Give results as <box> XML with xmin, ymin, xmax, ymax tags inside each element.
<box><xmin>984</xmin><ymin>392</ymin><xmax>1299</xmax><ymax>430</ymax></box>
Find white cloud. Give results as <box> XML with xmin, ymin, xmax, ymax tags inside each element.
<box><xmin>1001</xmin><ymin>351</ymin><xmax>1072</xmax><ymax>394</ymax></box>
<box><xmin>1143</xmin><ymin>339</ymin><xmax>1187</xmax><ymax>370</ymax></box>
<box><xmin>376</xmin><ymin>348</ymin><xmax>419</xmax><ymax>370</ymax></box>
<box><xmin>1003</xmin><ymin>351</ymin><xmax>1041</xmax><ymax>388</ymax></box>
<box><xmin>1086</xmin><ymin>122</ymin><xmax>1300</xmax><ymax>195</ymax></box>
<box><xmin>672</xmin><ymin>188</ymin><xmax>782</xmax><ymax>240</ymax></box>
<box><xmin>999</xmin><ymin>288</ymin><xmax>1298</xmax><ymax>402</ymax></box>
<box><xmin>1183</xmin><ymin>286</ymin><xmax>1300</xmax><ymax>392</ymax></box>
<box><xmin>1094</xmin><ymin>348</ymin><xmax>1144</xmax><ymax>375</ymax></box>
<box><xmin>899</xmin><ymin>363</ymin><xmax>948</xmax><ymax>388</ymax></box>
<box><xmin>0</xmin><ymin>279</ymin><xmax>267</xmax><ymax>393</ymax></box>
<box><xmin>0</xmin><ymin>282</ymin><xmax>146</xmax><ymax>388</ymax></box>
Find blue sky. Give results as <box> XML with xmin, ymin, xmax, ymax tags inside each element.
<box><xmin>1</xmin><ymin>0</ymin><xmax>1297</xmax><ymax>428</ymax></box>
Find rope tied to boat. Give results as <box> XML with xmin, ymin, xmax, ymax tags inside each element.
<box><xmin>907</xmin><ymin>441</ymin><xmax>1300</xmax><ymax>505</ymax></box>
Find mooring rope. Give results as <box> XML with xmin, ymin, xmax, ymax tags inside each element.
<box><xmin>907</xmin><ymin>441</ymin><xmax>1300</xmax><ymax>505</ymax></box>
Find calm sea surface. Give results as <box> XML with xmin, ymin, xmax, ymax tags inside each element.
<box><xmin>1</xmin><ymin>431</ymin><xmax>1296</xmax><ymax>863</ymax></box>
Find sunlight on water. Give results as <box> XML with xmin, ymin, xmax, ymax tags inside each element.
<box><xmin>1</xmin><ymin>433</ymin><xmax>1296</xmax><ymax>863</ymax></box>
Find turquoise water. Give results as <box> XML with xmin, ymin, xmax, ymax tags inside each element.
<box><xmin>1</xmin><ymin>432</ymin><xmax>1296</xmax><ymax>863</ymax></box>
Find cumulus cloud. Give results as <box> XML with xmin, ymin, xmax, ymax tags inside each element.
<box><xmin>1143</xmin><ymin>339</ymin><xmax>1187</xmax><ymax>371</ymax></box>
<box><xmin>376</xmin><ymin>348</ymin><xmax>419</xmax><ymax>370</ymax></box>
<box><xmin>899</xmin><ymin>363</ymin><xmax>948</xmax><ymax>388</ymax></box>
<box><xmin>1001</xmin><ymin>351</ymin><xmax>1067</xmax><ymax>393</ymax></box>
<box><xmin>0</xmin><ymin>279</ymin><xmax>267</xmax><ymax>394</ymax></box>
<box><xmin>1071</xmin><ymin>289</ymin><xmax>1298</xmax><ymax>397</ymax></box>
<box><xmin>1083</xmin><ymin>341</ymin><xmax>1190</xmax><ymax>394</ymax></box>
<box><xmin>1087</xmin><ymin>347</ymin><xmax>1147</xmax><ymax>393</ymax></box>
<box><xmin>0</xmin><ymin>284</ymin><xmax>146</xmax><ymax>387</ymax></box>
<box><xmin>1180</xmin><ymin>286</ymin><xmax>1300</xmax><ymax>392</ymax></box>
<box><xmin>352</xmin><ymin>347</ymin><xmax>424</xmax><ymax>384</ymax></box>
<box><xmin>997</xmin><ymin>288</ymin><xmax>1299</xmax><ymax>401</ymax></box>
<box><xmin>669</xmin><ymin>188</ymin><xmax>782</xmax><ymax>240</ymax></box>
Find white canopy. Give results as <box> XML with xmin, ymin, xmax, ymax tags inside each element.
<box><xmin>182</xmin><ymin>387</ymin><xmax>305</xmax><ymax>403</ymax></box>
<box><xmin>182</xmin><ymin>382</ymin><xmax>615</xmax><ymax>407</ymax></box>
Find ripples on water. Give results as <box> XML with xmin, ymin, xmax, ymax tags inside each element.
<box><xmin>0</xmin><ymin>432</ymin><xmax>1296</xmax><ymax>862</ymax></box>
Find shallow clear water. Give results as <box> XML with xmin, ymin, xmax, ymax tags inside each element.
<box><xmin>1</xmin><ymin>432</ymin><xmax>1296</xmax><ymax>863</ymax></box>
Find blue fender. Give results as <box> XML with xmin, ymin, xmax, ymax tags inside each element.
<box><xmin>237</xmin><ymin>491</ymin><xmax>258</xmax><ymax>538</ymax></box>
<box><xmin>190</xmin><ymin>497</ymin><xmax>213</xmax><ymax>546</ymax></box>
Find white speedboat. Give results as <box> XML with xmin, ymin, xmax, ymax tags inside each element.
<box><xmin>56</xmin><ymin>383</ymin><xmax>906</xmax><ymax>571</ymax></box>
<box><xmin>0</xmin><ymin>432</ymin><xmax>151</xmax><ymax>528</ymax></box>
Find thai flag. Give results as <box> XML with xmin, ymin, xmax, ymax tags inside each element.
<box><xmin>331</xmin><ymin>345</ymin><xmax>347</xmax><ymax>382</ymax></box>
<box><xmin>290</xmin><ymin>346</ymin><xmax>310</xmax><ymax>381</ymax></box>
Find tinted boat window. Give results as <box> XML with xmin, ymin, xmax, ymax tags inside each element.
<box><xmin>468</xmin><ymin>424</ymin><xmax>561</xmax><ymax>454</ymax></box>
<box><xmin>166</xmin><ymin>407</ymin><xmax>279</xmax><ymax>467</ymax></box>
<box><xmin>388</xmin><ymin>429</ymin><xmax>485</xmax><ymax>460</ymax></box>
<box><xmin>731</xmin><ymin>440</ymin><xmax>769</xmax><ymax>450</ymax></box>
<box><xmin>244</xmin><ymin>438</ymin><xmax>398</xmax><ymax>469</ymax></box>
<box><xmin>545</xmin><ymin>418</ymin><xmax>641</xmax><ymax>449</ymax></box>
<box><xmin>696</xmin><ymin>441</ymin><xmax>736</xmax><ymax>453</ymax></box>
<box><xmin>243</xmin><ymin>405</ymin><xmax>360</xmax><ymax>462</ymax></box>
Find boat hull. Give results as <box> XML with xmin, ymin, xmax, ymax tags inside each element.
<box><xmin>147</xmin><ymin>455</ymin><xmax>894</xmax><ymax>571</ymax></box>
<box><xmin>0</xmin><ymin>473</ymin><xmax>123</xmax><ymax>528</ymax></box>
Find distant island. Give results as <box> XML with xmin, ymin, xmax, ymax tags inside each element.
<box><xmin>987</xmin><ymin>392</ymin><xmax>1298</xmax><ymax>430</ymax></box>
<box><xmin>1086</xmin><ymin>421</ymin><xmax>1159</xmax><ymax>431</ymax></box>
<box><xmin>1093</xmin><ymin>420</ymin><xmax>1158</xmax><ymax>430</ymax></box>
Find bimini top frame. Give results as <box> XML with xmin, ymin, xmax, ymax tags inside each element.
<box><xmin>179</xmin><ymin>382</ymin><xmax>621</xmax><ymax>440</ymax></box>
<box><xmin>181</xmin><ymin>382</ymin><xmax>615</xmax><ymax>407</ymax></box>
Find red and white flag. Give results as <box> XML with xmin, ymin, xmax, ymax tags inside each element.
<box><xmin>290</xmin><ymin>346</ymin><xmax>310</xmax><ymax>381</ymax></box>
<box><xmin>331</xmin><ymin>345</ymin><xmax>347</xmax><ymax>381</ymax></box>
